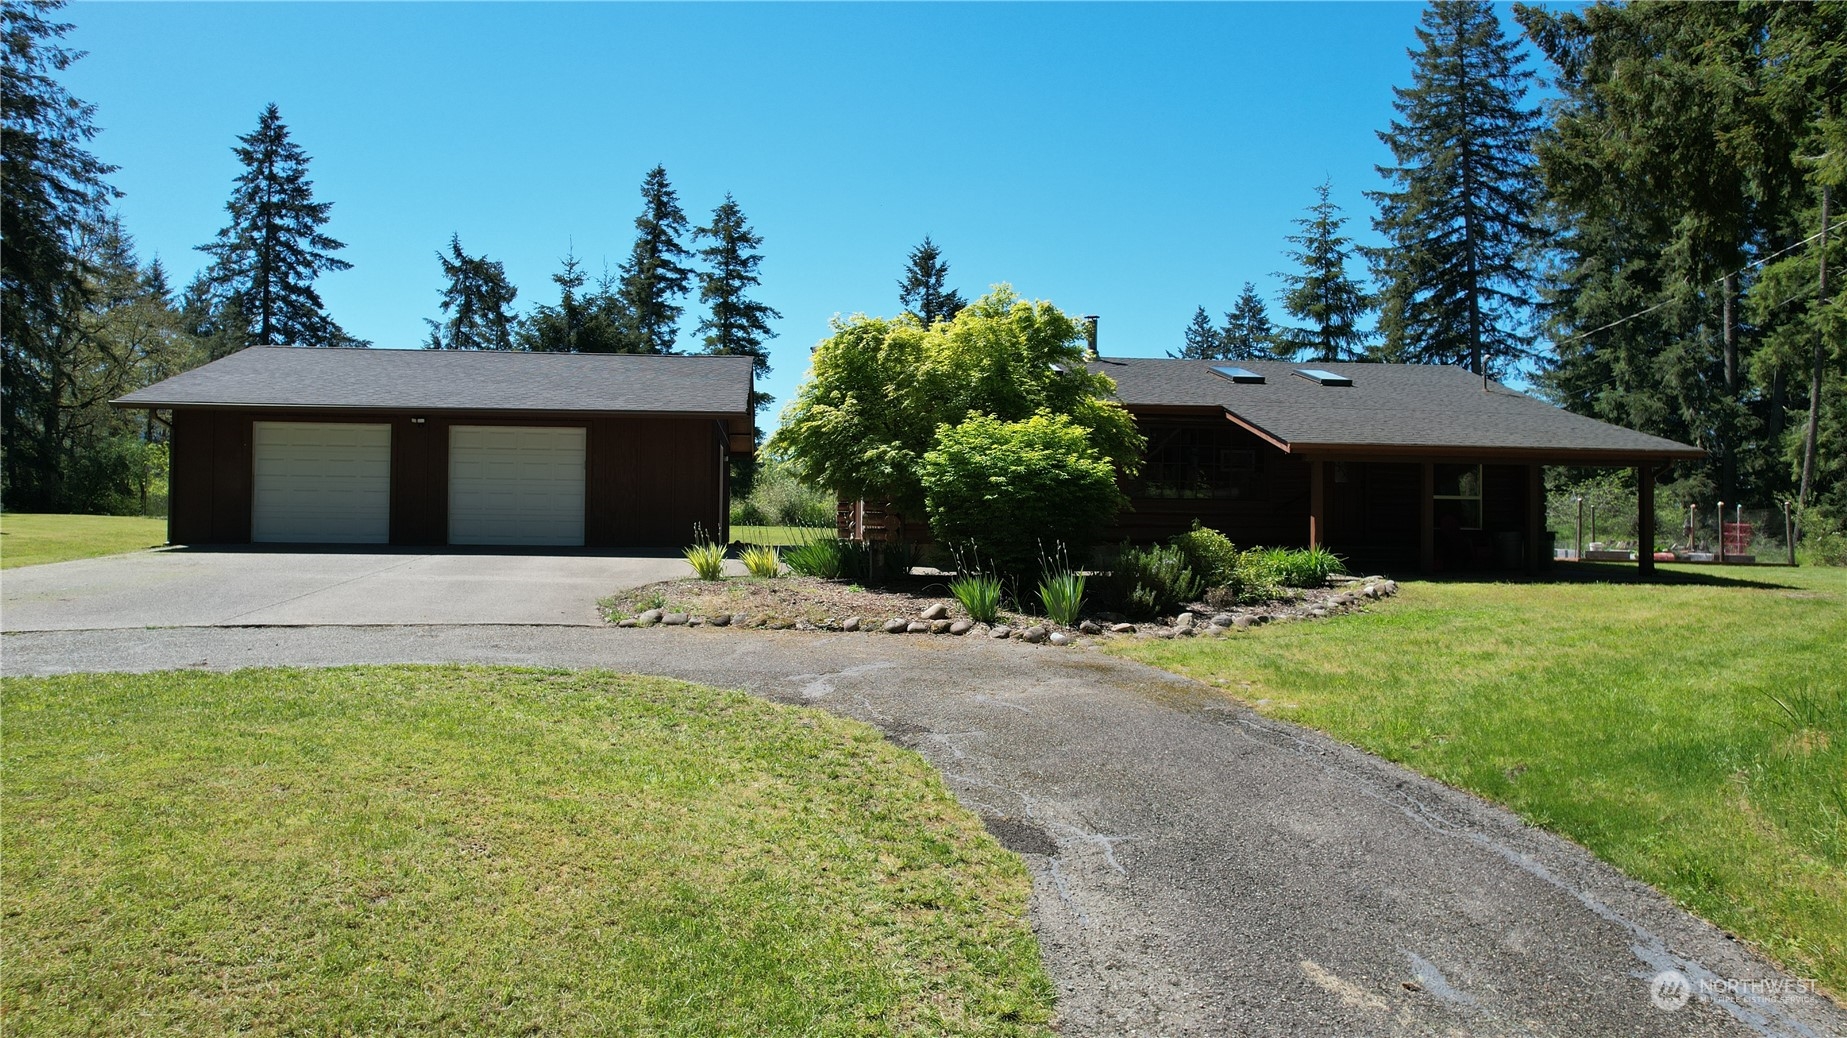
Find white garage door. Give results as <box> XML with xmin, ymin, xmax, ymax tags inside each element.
<box><xmin>448</xmin><ymin>425</ymin><xmax>586</xmax><ymax>546</ymax></box>
<box><xmin>251</xmin><ymin>421</ymin><xmax>392</xmax><ymax>543</ymax></box>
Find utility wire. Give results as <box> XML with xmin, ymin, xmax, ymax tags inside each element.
<box><xmin>1549</xmin><ymin>227</ymin><xmax>1829</xmax><ymax>348</ymax></box>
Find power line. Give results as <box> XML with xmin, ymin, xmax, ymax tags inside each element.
<box><xmin>1549</xmin><ymin>227</ymin><xmax>1829</xmax><ymax>349</ymax></box>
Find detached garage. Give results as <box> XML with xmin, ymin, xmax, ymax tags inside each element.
<box><xmin>113</xmin><ymin>347</ymin><xmax>755</xmax><ymax>548</ymax></box>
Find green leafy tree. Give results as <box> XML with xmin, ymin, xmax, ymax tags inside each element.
<box><xmin>197</xmin><ymin>104</ymin><xmax>359</xmax><ymax>349</ymax></box>
<box><xmin>1</xmin><ymin>0</ymin><xmax>120</xmax><ymax>507</ymax></box>
<box><xmin>897</xmin><ymin>236</ymin><xmax>967</xmax><ymax>326</ymax></box>
<box><xmin>424</xmin><ymin>234</ymin><xmax>519</xmax><ymax>351</ymax></box>
<box><xmin>615</xmin><ymin>165</ymin><xmax>693</xmax><ymax>354</ymax></box>
<box><xmin>1277</xmin><ymin>181</ymin><xmax>1371</xmax><ymax>361</ymax></box>
<box><xmin>1221</xmin><ymin>283</ymin><xmax>1279</xmax><ymax>360</ymax></box>
<box><xmin>772</xmin><ymin>285</ymin><xmax>1143</xmax><ymax>524</ymax></box>
<box><xmin>1369</xmin><ymin>0</ymin><xmax>1543</xmax><ymax>376</ymax></box>
<box><xmin>1171</xmin><ymin>306</ymin><xmax>1224</xmax><ymax>359</ymax></box>
<box><xmin>920</xmin><ymin>412</ymin><xmax>1125</xmax><ymax>580</ymax></box>
<box><xmin>694</xmin><ymin>194</ymin><xmax>780</xmax><ymax>415</ymax></box>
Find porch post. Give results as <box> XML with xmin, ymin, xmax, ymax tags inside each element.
<box><xmin>1419</xmin><ymin>460</ymin><xmax>1435</xmax><ymax>572</ymax></box>
<box><xmin>1526</xmin><ymin>464</ymin><xmax>1545</xmax><ymax>574</ymax></box>
<box><xmin>1309</xmin><ymin>458</ymin><xmax>1325</xmax><ymax>549</ymax></box>
<box><xmin>1637</xmin><ymin>464</ymin><xmax>1656</xmax><ymax>577</ymax></box>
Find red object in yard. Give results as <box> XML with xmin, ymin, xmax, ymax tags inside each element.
<box><xmin>1723</xmin><ymin>522</ymin><xmax>1752</xmax><ymax>556</ymax></box>
<box><xmin>1654</xmin><ymin>551</ymin><xmax>1676</xmax><ymax>561</ymax></box>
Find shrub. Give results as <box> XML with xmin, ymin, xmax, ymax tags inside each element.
<box><xmin>1799</xmin><ymin>513</ymin><xmax>1847</xmax><ymax>567</ymax></box>
<box><xmin>683</xmin><ymin>539</ymin><xmax>727</xmax><ymax>581</ymax></box>
<box><xmin>730</xmin><ymin>498</ymin><xmax>768</xmax><ymax>527</ymax></box>
<box><xmin>920</xmin><ymin>411</ymin><xmax>1126</xmax><ymax>581</ymax></box>
<box><xmin>1169</xmin><ymin>521</ymin><xmax>1241</xmax><ymax>588</ymax></box>
<box><xmin>781</xmin><ymin>527</ymin><xmax>873</xmax><ymax>581</ymax></box>
<box><xmin>1234</xmin><ymin>546</ymin><xmax>1345</xmax><ymax>600</ymax></box>
<box><xmin>740</xmin><ymin>544</ymin><xmax>781</xmax><ymax>578</ymax></box>
<box><xmin>1098</xmin><ymin>543</ymin><xmax>1203</xmax><ymax>619</ymax></box>
<box><xmin>1038</xmin><ymin>570</ymin><xmax>1086</xmax><ymax>627</ymax></box>
<box><xmin>949</xmin><ymin>572</ymin><xmax>1004</xmax><ymax>624</ymax></box>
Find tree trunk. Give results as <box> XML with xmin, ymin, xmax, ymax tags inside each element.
<box><xmin>1799</xmin><ymin>185</ymin><xmax>1831</xmax><ymax>508</ymax></box>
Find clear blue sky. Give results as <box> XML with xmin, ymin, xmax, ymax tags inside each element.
<box><xmin>62</xmin><ymin>2</ymin><xmax>1531</xmax><ymax>424</ymax></box>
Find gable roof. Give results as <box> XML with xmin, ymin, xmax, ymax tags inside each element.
<box><xmin>113</xmin><ymin>346</ymin><xmax>754</xmax><ymax>417</ymax></box>
<box><xmin>1090</xmin><ymin>358</ymin><xmax>1702</xmax><ymax>462</ymax></box>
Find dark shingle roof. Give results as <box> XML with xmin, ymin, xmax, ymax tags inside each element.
<box><xmin>1090</xmin><ymin>358</ymin><xmax>1702</xmax><ymax>460</ymax></box>
<box><xmin>114</xmin><ymin>347</ymin><xmax>753</xmax><ymax>416</ymax></box>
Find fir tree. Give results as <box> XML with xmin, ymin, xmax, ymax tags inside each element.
<box><xmin>1277</xmin><ymin>181</ymin><xmax>1371</xmax><ymax>361</ymax></box>
<box><xmin>1171</xmin><ymin>306</ymin><xmax>1224</xmax><ymax>359</ymax></box>
<box><xmin>694</xmin><ymin>194</ymin><xmax>781</xmax><ymax>414</ymax></box>
<box><xmin>424</xmin><ymin>234</ymin><xmax>519</xmax><ymax>351</ymax></box>
<box><xmin>197</xmin><ymin>104</ymin><xmax>357</xmax><ymax>349</ymax></box>
<box><xmin>1369</xmin><ymin>0</ymin><xmax>1543</xmax><ymax>375</ymax></box>
<box><xmin>1221</xmin><ymin>283</ymin><xmax>1279</xmax><ymax>360</ymax></box>
<box><xmin>897</xmin><ymin>236</ymin><xmax>967</xmax><ymax>326</ymax></box>
<box><xmin>615</xmin><ymin>165</ymin><xmax>694</xmax><ymax>354</ymax></box>
<box><xmin>2</xmin><ymin>0</ymin><xmax>121</xmax><ymax>507</ymax></box>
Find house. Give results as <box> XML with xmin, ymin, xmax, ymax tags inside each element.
<box><xmin>1094</xmin><ymin>358</ymin><xmax>1701</xmax><ymax>574</ymax></box>
<box><xmin>837</xmin><ymin>357</ymin><xmax>1702</xmax><ymax>575</ymax></box>
<box><xmin>112</xmin><ymin>346</ymin><xmax>755</xmax><ymax>548</ymax></box>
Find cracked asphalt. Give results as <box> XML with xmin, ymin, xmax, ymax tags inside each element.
<box><xmin>5</xmin><ymin>623</ymin><xmax>1839</xmax><ymax>1037</ymax></box>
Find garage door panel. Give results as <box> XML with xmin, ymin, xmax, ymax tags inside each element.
<box><xmin>448</xmin><ymin>426</ymin><xmax>585</xmax><ymax>546</ymax></box>
<box><xmin>251</xmin><ymin>422</ymin><xmax>391</xmax><ymax>544</ymax></box>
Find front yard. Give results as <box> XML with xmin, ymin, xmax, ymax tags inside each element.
<box><xmin>0</xmin><ymin>513</ymin><xmax>167</xmax><ymax>569</ymax></box>
<box><xmin>1109</xmin><ymin>563</ymin><xmax>1847</xmax><ymax>996</ymax></box>
<box><xmin>1</xmin><ymin>666</ymin><xmax>1052</xmax><ymax>1036</ymax></box>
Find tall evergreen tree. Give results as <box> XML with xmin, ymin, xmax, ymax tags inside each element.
<box><xmin>522</xmin><ymin>250</ymin><xmax>631</xmax><ymax>353</ymax></box>
<box><xmin>615</xmin><ymin>165</ymin><xmax>694</xmax><ymax>354</ymax></box>
<box><xmin>1370</xmin><ymin>0</ymin><xmax>1543</xmax><ymax>376</ymax></box>
<box><xmin>694</xmin><ymin>194</ymin><xmax>781</xmax><ymax>414</ymax></box>
<box><xmin>1171</xmin><ymin>306</ymin><xmax>1224</xmax><ymax>359</ymax></box>
<box><xmin>1277</xmin><ymin>181</ymin><xmax>1371</xmax><ymax>361</ymax></box>
<box><xmin>196</xmin><ymin>104</ymin><xmax>358</xmax><ymax>349</ymax></box>
<box><xmin>424</xmin><ymin>234</ymin><xmax>519</xmax><ymax>351</ymax></box>
<box><xmin>2</xmin><ymin>0</ymin><xmax>120</xmax><ymax>507</ymax></box>
<box><xmin>1221</xmin><ymin>283</ymin><xmax>1280</xmax><ymax>360</ymax></box>
<box><xmin>897</xmin><ymin>236</ymin><xmax>967</xmax><ymax>326</ymax></box>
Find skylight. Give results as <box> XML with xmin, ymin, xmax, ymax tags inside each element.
<box><xmin>1210</xmin><ymin>365</ymin><xmax>1265</xmax><ymax>384</ymax></box>
<box><xmin>1293</xmin><ymin>368</ymin><xmax>1354</xmax><ymax>387</ymax></box>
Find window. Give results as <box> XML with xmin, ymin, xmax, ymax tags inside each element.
<box><xmin>1136</xmin><ymin>427</ymin><xmax>1257</xmax><ymax>499</ymax></box>
<box><xmin>1293</xmin><ymin>368</ymin><xmax>1353</xmax><ymax>387</ymax></box>
<box><xmin>1210</xmin><ymin>365</ymin><xmax>1265</xmax><ymax>384</ymax></box>
<box><xmin>1432</xmin><ymin>463</ymin><xmax>1483</xmax><ymax>530</ymax></box>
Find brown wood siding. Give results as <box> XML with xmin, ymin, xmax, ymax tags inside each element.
<box><xmin>586</xmin><ymin>415</ymin><xmax>725</xmax><ymax>547</ymax></box>
<box><xmin>389</xmin><ymin>417</ymin><xmax>447</xmax><ymax>545</ymax></box>
<box><xmin>1483</xmin><ymin>464</ymin><xmax>1527</xmax><ymax>532</ymax></box>
<box><xmin>166</xmin><ymin>407</ymin><xmax>728</xmax><ymax>547</ymax></box>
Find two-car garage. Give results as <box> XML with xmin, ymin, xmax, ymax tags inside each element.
<box><xmin>249</xmin><ymin>421</ymin><xmax>587</xmax><ymax>546</ymax></box>
<box><xmin>116</xmin><ymin>348</ymin><xmax>757</xmax><ymax>549</ymax></box>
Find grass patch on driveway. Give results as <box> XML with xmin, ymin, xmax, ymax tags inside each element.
<box><xmin>0</xmin><ymin>513</ymin><xmax>167</xmax><ymax>569</ymax></box>
<box><xmin>1108</xmin><ymin>565</ymin><xmax>1847</xmax><ymax>996</ymax></box>
<box><xmin>2</xmin><ymin>666</ymin><xmax>1052</xmax><ymax>1036</ymax></box>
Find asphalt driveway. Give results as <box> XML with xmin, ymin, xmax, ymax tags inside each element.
<box><xmin>4</xmin><ymin>623</ymin><xmax>1838</xmax><ymax>1038</ymax></box>
<box><xmin>0</xmin><ymin>548</ymin><xmax>695</xmax><ymax>630</ymax></box>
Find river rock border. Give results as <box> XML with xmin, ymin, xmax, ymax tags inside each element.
<box><xmin>613</xmin><ymin>576</ymin><xmax>1400</xmax><ymax>645</ymax></box>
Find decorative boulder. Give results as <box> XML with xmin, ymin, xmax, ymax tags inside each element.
<box><xmin>1021</xmin><ymin>626</ymin><xmax>1048</xmax><ymax>644</ymax></box>
<box><xmin>1110</xmin><ymin>623</ymin><xmax>1137</xmax><ymax>634</ymax></box>
<box><xmin>638</xmin><ymin>608</ymin><xmax>664</xmax><ymax>625</ymax></box>
<box><xmin>1210</xmin><ymin>613</ymin><xmax>1236</xmax><ymax>628</ymax></box>
<box><xmin>930</xmin><ymin>619</ymin><xmax>953</xmax><ymax>634</ymax></box>
<box><xmin>616</xmin><ymin>618</ymin><xmax>637</xmax><ymax>628</ymax></box>
<box><xmin>883</xmin><ymin>618</ymin><xmax>909</xmax><ymax>634</ymax></box>
<box><xmin>990</xmin><ymin>625</ymin><xmax>1014</xmax><ymax>639</ymax></box>
<box><xmin>662</xmin><ymin>612</ymin><xmax>690</xmax><ymax>626</ymax></box>
<box><xmin>1078</xmin><ymin>619</ymin><xmax>1103</xmax><ymax>635</ymax></box>
<box><xmin>707</xmin><ymin>613</ymin><xmax>730</xmax><ymax>627</ymax></box>
<box><xmin>842</xmin><ymin>616</ymin><xmax>862</xmax><ymax>632</ymax></box>
<box><xmin>1049</xmin><ymin>631</ymin><xmax>1073</xmax><ymax>646</ymax></box>
<box><xmin>906</xmin><ymin>620</ymin><xmax>931</xmax><ymax>634</ymax></box>
<box><xmin>921</xmin><ymin>603</ymin><xmax>950</xmax><ymax>621</ymax></box>
<box><xmin>949</xmin><ymin>620</ymin><xmax>973</xmax><ymax>636</ymax></box>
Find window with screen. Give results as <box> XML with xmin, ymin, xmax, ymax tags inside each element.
<box><xmin>1432</xmin><ymin>463</ymin><xmax>1483</xmax><ymax>530</ymax></box>
<box><xmin>1135</xmin><ymin>427</ymin><xmax>1258</xmax><ymax>499</ymax></box>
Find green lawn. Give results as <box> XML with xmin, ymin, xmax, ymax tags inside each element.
<box><xmin>0</xmin><ymin>512</ymin><xmax>167</xmax><ymax>569</ymax></box>
<box><xmin>731</xmin><ymin>523</ymin><xmax>821</xmax><ymax>546</ymax></box>
<box><xmin>1109</xmin><ymin>564</ymin><xmax>1847</xmax><ymax>996</ymax></box>
<box><xmin>1</xmin><ymin>666</ymin><xmax>1052</xmax><ymax>1036</ymax></box>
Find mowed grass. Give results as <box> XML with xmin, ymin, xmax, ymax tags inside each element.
<box><xmin>730</xmin><ymin>524</ymin><xmax>818</xmax><ymax>547</ymax></box>
<box><xmin>1109</xmin><ymin>564</ymin><xmax>1847</xmax><ymax>994</ymax></box>
<box><xmin>0</xmin><ymin>512</ymin><xmax>167</xmax><ymax>568</ymax></box>
<box><xmin>1</xmin><ymin>666</ymin><xmax>1052</xmax><ymax>1036</ymax></box>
